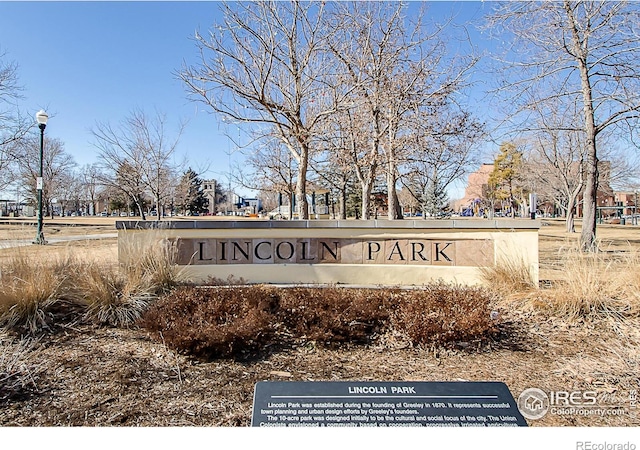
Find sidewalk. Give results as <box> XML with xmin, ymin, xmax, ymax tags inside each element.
<box><xmin>0</xmin><ymin>233</ymin><xmax>117</xmax><ymax>249</ymax></box>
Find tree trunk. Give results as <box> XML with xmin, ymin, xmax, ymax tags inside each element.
<box><xmin>580</xmin><ymin>128</ymin><xmax>598</xmax><ymax>250</ymax></box>
<box><xmin>567</xmin><ymin>1</ymin><xmax>598</xmax><ymax>251</ymax></box>
<box><xmin>386</xmin><ymin>167</ymin><xmax>403</xmax><ymax>220</ymax></box>
<box><xmin>135</xmin><ymin>198</ymin><xmax>146</xmax><ymax>221</ymax></box>
<box><xmin>156</xmin><ymin>193</ymin><xmax>162</xmax><ymax>222</ymax></box>
<box><xmin>339</xmin><ymin>187</ymin><xmax>347</xmax><ymax>220</ymax></box>
<box><xmin>565</xmin><ymin>181</ymin><xmax>583</xmax><ymax>233</ymax></box>
<box><xmin>361</xmin><ymin>178</ymin><xmax>374</xmax><ymax>220</ymax></box>
<box><xmin>566</xmin><ymin>196</ymin><xmax>576</xmax><ymax>233</ymax></box>
<box><xmin>289</xmin><ymin>192</ymin><xmax>294</xmax><ymax>220</ymax></box>
<box><xmin>296</xmin><ymin>144</ymin><xmax>309</xmax><ymax>220</ymax></box>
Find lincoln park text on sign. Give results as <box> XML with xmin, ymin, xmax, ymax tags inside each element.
<box><xmin>176</xmin><ymin>238</ymin><xmax>493</xmax><ymax>266</ymax></box>
<box><xmin>116</xmin><ymin>219</ymin><xmax>540</xmax><ymax>286</ymax></box>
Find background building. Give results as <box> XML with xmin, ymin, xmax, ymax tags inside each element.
<box><xmin>203</xmin><ymin>180</ymin><xmax>217</xmax><ymax>215</ymax></box>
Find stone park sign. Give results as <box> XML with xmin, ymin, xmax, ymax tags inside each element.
<box><xmin>116</xmin><ymin>219</ymin><xmax>540</xmax><ymax>286</ymax></box>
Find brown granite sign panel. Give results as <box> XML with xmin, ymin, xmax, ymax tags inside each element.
<box><xmin>173</xmin><ymin>238</ymin><xmax>494</xmax><ymax>267</ymax></box>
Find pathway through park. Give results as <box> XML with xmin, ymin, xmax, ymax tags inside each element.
<box><xmin>0</xmin><ymin>233</ymin><xmax>117</xmax><ymax>249</ymax></box>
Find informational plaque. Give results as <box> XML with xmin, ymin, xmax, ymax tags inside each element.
<box><xmin>251</xmin><ymin>381</ymin><xmax>527</xmax><ymax>427</ymax></box>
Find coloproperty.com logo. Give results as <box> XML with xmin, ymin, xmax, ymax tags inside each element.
<box><xmin>517</xmin><ymin>387</ymin><xmax>635</xmax><ymax>420</ymax></box>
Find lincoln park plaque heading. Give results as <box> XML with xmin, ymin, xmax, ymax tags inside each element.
<box><xmin>175</xmin><ymin>238</ymin><xmax>494</xmax><ymax>267</ymax></box>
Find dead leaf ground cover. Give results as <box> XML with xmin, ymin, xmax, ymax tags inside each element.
<box><xmin>0</xmin><ymin>218</ymin><xmax>639</xmax><ymax>427</ymax></box>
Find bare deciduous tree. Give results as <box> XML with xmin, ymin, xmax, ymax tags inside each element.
<box><xmin>309</xmin><ymin>131</ymin><xmax>355</xmax><ymax>220</ymax></box>
<box><xmin>488</xmin><ymin>1</ymin><xmax>640</xmax><ymax>251</ymax></box>
<box><xmin>92</xmin><ymin>109</ymin><xmax>184</xmax><ymax>221</ymax></box>
<box><xmin>0</xmin><ymin>50</ymin><xmax>32</xmax><ymax>190</ymax></box>
<box><xmin>234</xmin><ymin>138</ymin><xmax>297</xmax><ymax>219</ymax></box>
<box><xmin>80</xmin><ymin>163</ymin><xmax>104</xmax><ymax>215</ymax></box>
<box><xmin>326</xmin><ymin>2</ymin><xmax>479</xmax><ymax>219</ymax></box>
<box><xmin>402</xmin><ymin>109</ymin><xmax>483</xmax><ymax>217</ymax></box>
<box><xmin>55</xmin><ymin>169</ymin><xmax>83</xmax><ymax>216</ymax></box>
<box><xmin>180</xmin><ymin>1</ymin><xmax>341</xmax><ymax>219</ymax></box>
<box><xmin>14</xmin><ymin>133</ymin><xmax>76</xmax><ymax>217</ymax></box>
<box><xmin>526</xmin><ymin>98</ymin><xmax>587</xmax><ymax>233</ymax></box>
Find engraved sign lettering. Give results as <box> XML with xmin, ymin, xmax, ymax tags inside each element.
<box><xmin>174</xmin><ymin>238</ymin><xmax>494</xmax><ymax>267</ymax></box>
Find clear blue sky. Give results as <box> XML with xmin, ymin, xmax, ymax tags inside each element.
<box><xmin>0</xmin><ymin>1</ymin><xmax>494</xmax><ymax>198</ymax></box>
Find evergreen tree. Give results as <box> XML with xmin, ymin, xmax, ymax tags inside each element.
<box><xmin>176</xmin><ymin>168</ymin><xmax>208</xmax><ymax>215</ymax></box>
<box><xmin>488</xmin><ymin>142</ymin><xmax>524</xmax><ymax>218</ymax></box>
<box><xmin>423</xmin><ymin>177</ymin><xmax>449</xmax><ymax>217</ymax></box>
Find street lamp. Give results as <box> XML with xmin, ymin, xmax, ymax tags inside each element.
<box><xmin>34</xmin><ymin>109</ymin><xmax>48</xmax><ymax>245</ymax></box>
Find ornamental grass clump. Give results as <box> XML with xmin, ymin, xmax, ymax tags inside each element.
<box><xmin>0</xmin><ymin>253</ymin><xmax>82</xmax><ymax>334</ymax></box>
<box><xmin>528</xmin><ymin>246</ymin><xmax>639</xmax><ymax>320</ymax></box>
<box><xmin>479</xmin><ymin>255</ymin><xmax>537</xmax><ymax>294</ymax></box>
<box><xmin>78</xmin><ymin>263</ymin><xmax>155</xmax><ymax>327</ymax></box>
<box><xmin>80</xmin><ymin>232</ymin><xmax>185</xmax><ymax>327</ymax></box>
<box><xmin>118</xmin><ymin>231</ymin><xmax>185</xmax><ymax>295</ymax></box>
<box><xmin>0</xmin><ymin>231</ymin><xmax>186</xmax><ymax>332</ymax></box>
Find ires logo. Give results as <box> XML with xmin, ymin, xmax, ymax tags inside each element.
<box><xmin>550</xmin><ymin>391</ymin><xmax>598</xmax><ymax>406</ymax></box>
<box><xmin>518</xmin><ymin>388</ymin><xmax>598</xmax><ymax>420</ymax></box>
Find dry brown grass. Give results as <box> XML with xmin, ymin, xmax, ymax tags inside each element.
<box><xmin>0</xmin><ymin>251</ymin><xmax>84</xmax><ymax>333</ymax></box>
<box><xmin>118</xmin><ymin>231</ymin><xmax>186</xmax><ymax>293</ymax></box>
<box><xmin>78</xmin><ymin>264</ymin><xmax>155</xmax><ymax>327</ymax></box>
<box><xmin>0</xmin><ymin>229</ymin><xmax>185</xmax><ymax>331</ymax></box>
<box><xmin>0</xmin><ymin>332</ymin><xmax>45</xmax><ymax>402</ymax></box>
<box><xmin>477</xmin><ymin>220</ymin><xmax>640</xmax><ymax>321</ymax></box>
<box><xmin>76</xmin><ymin>232</ymin><xmax>187</xmax><ymax>327</ymax></box>
<box><xmin>518</xmin><ymin>242</ymin><xmax>640</xmax><ymax>320</ymax></box>
<box><xmin>553</xmin><ymin>323</ymin><xmax>639</xmax><ymax>391</ymax></box>
<box><xmin>480</xmin><ymin>255</ymin><xmax>537</xmax><ymax>294</ymax></box>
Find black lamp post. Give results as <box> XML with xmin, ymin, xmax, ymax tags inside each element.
<box><xmin>34</xmin><ymin>109</ymin><xmax>48</xmax><ymax>245</ymax></box>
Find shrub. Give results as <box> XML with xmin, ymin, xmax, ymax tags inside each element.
<box><xmin>277</xmin><ymin>287</ymin><xmax>393</xmax><ymax>345</ymax></box>
<box><xmin>393</xmin><ymin>283</ymin><xmax>498</xmax><ymax>347</ymax></box>
<box><xmin>140</xmin><ymin>286</ymin><xmax>279</xmax><ymax>359</ymax></box>
<box><xmin>140</xmin><ymin>284</ymin><xmax>498</xmax><ymax>359</ymax></box>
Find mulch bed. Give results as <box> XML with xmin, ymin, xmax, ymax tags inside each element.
<box><xmin>1</xmin><ymin>305</ymin><xmax>637</xmax><ymax>427</ymax></box>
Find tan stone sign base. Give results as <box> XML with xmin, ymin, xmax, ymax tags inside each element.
<box><xmin>116</xmin><ymin>219</ymin><xmax>540</xmax><ymax>287</ymax></box>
